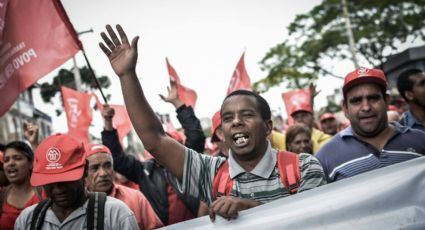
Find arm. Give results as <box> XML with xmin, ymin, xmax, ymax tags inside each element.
<box><xmin>160</xmin><ymin>81</ymin><xmax>206</xmax><ymax>152</ymax></box>
<box><xmin>99</xmin><ymin>24</ymin><xmax>185</xmax><ymax>179</ymax></box>
<box><xmin>23</xmin><ymin>121</ymin><xmax>39</xmax><ymax>150</ymax></box>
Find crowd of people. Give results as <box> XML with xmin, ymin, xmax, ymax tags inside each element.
<box><xmin>0</xmin><ymin>24</ymin><xmax>424</xmax><ymax>229</ymax></box>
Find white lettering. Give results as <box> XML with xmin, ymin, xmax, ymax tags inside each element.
<box><xmin>67</xmin><ymin>98</ymin><xmax>81</xmax><ymax>128</ymax></box>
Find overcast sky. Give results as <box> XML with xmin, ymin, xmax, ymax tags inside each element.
<box><xmin>35</xmin><ymin>0</ymin><xmax>354</xmax><ymax>136</ymax></box>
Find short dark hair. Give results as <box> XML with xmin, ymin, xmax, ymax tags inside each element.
<box><xmin>343</xmin><ymin>84</ymin><xmax>387</xmax><ymax>105</ymax></box>
<box><xmin>222</xmin><ymin>90</ymin><xmax>271</xmax><ymax>120</ymax></box>
<box><xmin>5</xmin><ymin>141</ymin><xmax>34</xmax><ymax>162</ymax></box>
<box><xmin>397</xmin><ymin>69</ymin><xmax>423</xmax><ymax>101</ymax></box>
<box><xmin>285</xmin><ymin>124</ymin><xmax>311</xmax><ymax>147</ymax></box>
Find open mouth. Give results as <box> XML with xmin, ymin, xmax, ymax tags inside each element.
<box><xmin>6</xmin><ymin>168</ymin><xmax>18</xmax><ymax>177</ymax></box>
<box><xmin>232</xmin><ymin>133</ymin><xmax>249</xmax><ymax>147</ymax></box>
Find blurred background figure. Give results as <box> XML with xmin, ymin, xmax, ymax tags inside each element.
<box><xmin>285</xmin><ymin>124</ymin><xmax>313</xmax><ymax>155</ymax></box>
<box><xmin>319</xmin><ymin>113</ymin><xmax>339</xmax><ymax>136</ymax></box>
<box><xmin>210</xmin><ymin>111</ymin><xmax>229</xmax><ymax>158</ymax></box>
<box><xmin>0</xmin><ymin>144</ymin><xmax>10</xmax><ymax>189</ymax></box>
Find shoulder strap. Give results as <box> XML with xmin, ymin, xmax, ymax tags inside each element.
<box><xmin>30</xmin><ymin>199</ymin><xmax>52</xmax><ymax>230</ymax></box>
<box><xmin>277</xmin><ymin>151</ymin><xmax>301</xmax><ymax>194</ymax></box>
<box><xmin>212</xmin><ymin>160</ymin><xmax>233</xmax><ymax>199</ymax></box>
<box><xmin>0</xmin><ymin>185</ymin><xmax>11</xmax><ymax>219</ymax></box>
<box><xmin>87</xmin><ymin>192</ymin><xmax>107</xmax><ymax>230</ymax></box>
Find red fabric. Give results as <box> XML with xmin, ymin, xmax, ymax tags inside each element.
<box><xmin>343</xmin><ymin>67</ymin><xmax>387</xmax><ymax>94</ymax></box>
<box><xmin>166</xmin><ymin>58</ymin><xmax>197</xmax><ymax>108</ymax></box>
<box><xmin>31</xmin><ymin>133</ymin><xmax>87</xmax><ymax>187</ymax></box>
<box><xmin>110</xmin><ymin>184</ymin><xmax>163</xmax><ymax>229</ymax></box>
<box><xmin>86</xmin><ymin>143</ymin><xmax>111</xmax><ymax>158</ymax></box>
<box><xmin>0</xmin><ymin>193</ymin><xmax>42</xmax><ymax>230</ymax></box>
<box><xmin>226</xmin><ymin>52</ymin><xmax>251</xmax><ymax>95</ymax></box>
<box><xmin>62</xmin><ymin>86</ymin><xmax>93</xmax><ymax>144</ymax></box>
<box><xmin>167</xmin><ymin>184</ymin><xmax>195</xmax><ymax>225</ymax></box>
<box><xmin>282</xmin><ymin>89</ymin><xmax>311</xmax><ymax>125</ymax></box>
<box><xmin>0</xmin><ymin>0</ymin><xmax>81</xmax><ymax>116</ymax></box>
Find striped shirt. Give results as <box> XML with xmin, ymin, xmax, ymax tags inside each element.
<box><xmin>179</xmin><ymin>142</ymin><xmax>326</xmax><ymax>205</ymax></box>
<box><xmin>316</xmin><ymin>122</ymin><xmax>425</xmax><ymax>183</ymax></box>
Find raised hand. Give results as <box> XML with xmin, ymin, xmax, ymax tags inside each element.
<box><xmin>159</xmin><ymin>81</ymin><xmax>184</xmax><ymax>108</ymax></box>
<box><xmin>102</xmin><ymin>104</ymin><xmax>115</xmax><ymax>131</ymax></box>
<box><xmin>23</xmin><ymin>121</ymin><xmax>39</xmax><ymax>149</ymax></box>
<box><xmin>99</xmin><ymin>24</ymin><xmax>139</xmax><ymax>77</ymax></box>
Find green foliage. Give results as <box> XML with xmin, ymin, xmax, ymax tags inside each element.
<box><xmin>254</xmin><ymin>0</ymin><xmax>425</xmax><ymax>92</ymax></box>
<box><xmin>40</xmin><ymin>66</ymin><xmax>111</xmax><ymax>103</ymax></box>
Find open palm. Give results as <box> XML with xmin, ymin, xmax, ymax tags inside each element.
<box><xmin>99</xmin><ymin>24</ymin><xmax>139</xmax><ymax>77</ymax></box>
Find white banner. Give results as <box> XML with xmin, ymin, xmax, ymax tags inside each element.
<box><xmin>163</xmin><ymin>157</ymin><xmax>425</xmax><ymax>230</ymax></box>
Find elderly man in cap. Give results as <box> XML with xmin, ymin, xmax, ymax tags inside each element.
<box><xmin>316</xmin><ymin>67</ymin><xmax>425</xmax><ymax>183</ymax></box>
<box><xmin>15</xmin><ymin>134</ymin><xmax>138</xmax><ymax>230</ymax></box>
<box><xmin>319</xmin><ymin>112</ymin><xmax>339</xmax><ymax>136</ymax></box>
<box><xmin>85</xmin><ymin>143</ymin><xmax>163</xmax><ymax>229</ymax></box>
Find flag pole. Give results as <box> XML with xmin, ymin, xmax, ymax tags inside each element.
<box><xmin>81</xmin><ymin>49</ymin><xmax>108</xmax><ymax>104</ymax></box>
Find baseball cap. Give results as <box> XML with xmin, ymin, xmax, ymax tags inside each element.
<box><xmin>211</xmin><ymin>111</ymin><xmax>221</xmax><ymax>142</ymax></box>
<box><xmin>290</xmin><ymin>103</ymin><xmax>313</xmax><ymax>117</ymax></box>
<box><xmin>31</xmin><ymin>134</ymin><xmax>87</xmax><ymax>187</ymax></box>
<box><xmin>86</xmin><ymin>144</ymin><xmax>111</xmax><ymax>158</ymax></box>
<box><xmin>319</xmin><ymin>113</ymin><xmax>335</xmax><ymax>123</ymax></box>
<box><xmin>343</xmin><ymin>67</ymin><xmax>387</xmax><ymax>95</ymax></box>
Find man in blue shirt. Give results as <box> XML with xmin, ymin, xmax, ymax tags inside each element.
<box><xmin>396</xmin><ymin>69</ymin><xmax>425</xmax><ymax>132</ymax></box>
<box><xmin>316</xmin><ymin>67</ymin><xmax>425</xmax><ymax>183</ymax></box>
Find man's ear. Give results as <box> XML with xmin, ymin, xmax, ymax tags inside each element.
<box><xmin>265</xmin><ymin>120</ymin><xmax>273</xmax><ymax>136</ymax></box>
<box><xmin>405</xmin><ymin>91</ymin><xmax>414</xmax><ymax>101</ymax></box>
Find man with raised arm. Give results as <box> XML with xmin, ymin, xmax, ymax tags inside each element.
<box><xmin>99</xmin><ymin>24</ymin><xmax>325</xmax><ymax>221</ymax></box>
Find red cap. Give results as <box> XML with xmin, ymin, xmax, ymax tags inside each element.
<box><xmin>343</xmin><ymin>67</ymin><xmax>387</xmax><ymax>95</ymax></box>
<box><xmin>211</xmin><ymin>111</ymin><xmax>221</xmax><ymax>142</ymax></box>
<box><xmin>86</xmin><ymin>144</ymin><xmax>111</xmax><ymax>158</ymax></box>
<box><xmin>319</xmin><ymin>113</ymin><xmax>335</xmax><ymax>123</ymax></box>
<box><xmin>0</xmin><ymin>150</ymin><xmax>3</xmax><ymax>164</ymax></box>
<box><xmin>290</xmin><ymin>103</ymin><xmax>313</xmax><ymax>116</ymax></box>
<box><xmin>31</xmin><ymin>134</ymin><xmax>87</xmax><ymax>187</ymax></box>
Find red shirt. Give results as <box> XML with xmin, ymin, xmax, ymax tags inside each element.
<box><xmin>167</xmin><ymin>184</ymin><xmax>195</xmax><ymax>225</ymax></box>
<box><xmin>0</xmin><ymin>193</ymin><xmax>42</xmax><ymax>230</ymax></box>
<box><xmin>110</xmin><ymin>183</ymin><xmax>163</xmax><ymax>230</ymax></box>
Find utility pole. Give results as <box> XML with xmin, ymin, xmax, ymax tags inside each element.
<box><xmin>341</xmin><ymin>0</ymin><xmax>359</xmax><ymax>68</ymax></box>
<box><xmin>73</xmin><ymin>29</ymin><xmax>93</xmax><ymax>90</ymax></box>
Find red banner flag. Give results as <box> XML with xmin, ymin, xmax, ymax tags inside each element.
<box><xmin>94</xmin><ymin>96</ymin><xmax>133</xmax><ymax>144</ymax></box>
<box><xmin>62</xmin><ymin>86</ymin><xmax>93</xmax><ymax>144</ymax></box>
<box><xmin>166</xmin><ymin>58</ymin><xmax>197</xmax><ymax>108</ymax></box>
<box><xmin>0</xmin><ymin>0</ymin><xmax>81</xmax><ymax>116</ymax></box>
<box><xmin>226</xmin><ymin>52</ymin><xmax>251</xmax><ymax>95</ymax></box>
<box><xmin>282</xmin><ymin>89</ymin><xmax>311</xmax><ymax>126</ymax></box>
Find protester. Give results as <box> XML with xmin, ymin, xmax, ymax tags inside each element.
<box><xmin>316</xmin><ymin>67</ymin><xmax>425</xmax><ymax>183</ymax></box>
<box><xmin>0</xmin><ymin>145</ymin><xmax>10</xmax><ymax>188</ymax></box>
<box><xmin>15</xmin><ymin>133</ymin><xmax>138</xmax><ymax>229</ymax></box>
<box><xmin>99</xmin><ymin>24</ymin><xmax>326</xmax><ymax>221</ymax></box>
<box><xmin>396</xmin><ymin>69</ymin><xmax>425</xmax><ymax>132</ymax></box>
<box><xmin>210</xmin><ymin>111</ymin><xmax>229</xmax><ymax>158</ymax></box>
<box><xmin>0</xmin><ymin>123</ymin><xmax>43</xmax><ymax>230</ymax></box>
<box><xmin>290</xmin><ymin>104</ymin><xmax>331</xmax><ymax>154</ymax></box>
<box><xmin>319</xmin><ymin>112</ymin><xmax>338</xmax><ymax>136</ymax></box>
<box><xmin>85</xmin><ymin>143</ymin><xmax>163</xmax><ymax>229</ymax></box>
<box><xmin>102</xmin><ymin>103</ymin><xmax>202</xmax><ymax>225</ymax></box>
<box><xmin>285</xmin><ymin>124</ymin><xmax>313</xmax><ymax>155</ymax></box>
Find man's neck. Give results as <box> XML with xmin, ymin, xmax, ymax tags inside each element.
<box><xmin>51</xmin><ymin>190</ymin><xmax>89</xmax><ymax>223</ymax></box>
<box><xmin>232</xmin><ymin>144</ymin><xmax>268</xmax><ymax>172</ymax></box>
<box><xmin>409</xmin><ymin>104</ymin><xmax>425</xmax><ymax>124</ymax></box>
<box><xmin>355</xmin><ymin>124</ymin><xmax>395</xmax><ymax>151</ymax></box>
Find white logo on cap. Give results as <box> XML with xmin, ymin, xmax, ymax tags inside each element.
<box><xmin>46</xmin><ymin>147</ymin><xmax>63</xmax><ymax>170</ymax></box>
<box><xmin>357</xmin><ymin>67</ymin><xmax>370</xmax><ymax>75</ymax></box>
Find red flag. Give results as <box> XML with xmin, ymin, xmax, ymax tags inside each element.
<box><xmin>226</xmin><ymin>52</ymin><xmax>251</xmax><ymax>95</ymax></box>
<box><xmin>62</xmin><ymin>86</ymin><xmax>93</xmax><ymax>144</ymax></box>
<box><xmin>166</xmin><ymin>58</ymin><xmax>197</xmax><ymax>108</ymax></box>
<box><xmin>0</xmin><ymin>0</ymin><xmax>81</xmax><ymax>116</ymax></box>
<box><xmin>282</xmin><ymin>89</ymin><xmax>311</xmax><ymax>126</ymax></box>
<box><xmin>94</xmin><ymin>96</ymin><xmax>133</xmax><ymax>144</ymax></box>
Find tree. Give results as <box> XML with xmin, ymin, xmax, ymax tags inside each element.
<box><xmin>254</xmin><ymin>0</ymin><xmax>425</xmax><ymax>92</ymax></box>
<box><xmin>40</xmin><ymin>66</ymin><xmax>111</xmax><ymax>115</ymax></box>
